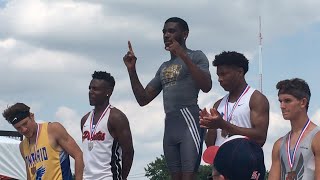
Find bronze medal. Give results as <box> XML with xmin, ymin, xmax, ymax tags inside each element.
<box><xmin>31</xmin><ymin>166</ymin><xmax>36</xmax><ymax>174</ymax></box>
<box><xmin>286</xmin><ymin>171</ymin><xmax>296</xmax><ymax>180</ymax></box>
<box><xmin>221</xmin><ymin>130</ymin><xmax>228</xmax><ymax>138</ymax></box>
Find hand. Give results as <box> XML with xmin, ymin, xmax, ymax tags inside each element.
<box><xmin>165</xmin><ymin>39</ymin><xmax>186</xmax><ymax>58</ymax></box>
<box><xmin>123</xmin><ymin>41</ymin><xmax>137</xmax><ymax>69</ymax></box>
<box><xmin>199</xmin><ymin>107</ymin><xmax>223</xmax><ymax>129</ymax></box>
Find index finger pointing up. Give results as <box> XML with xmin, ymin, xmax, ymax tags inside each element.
<box><xmin>128</xmin><ymin>41</ymin><xmax>134</xmax><ymax>53</ymax></box>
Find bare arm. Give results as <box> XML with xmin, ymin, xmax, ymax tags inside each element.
<box><xmin>205</xmin><ymin>129</ymin><xmax>217</xmax><ymax>147</ymax></box>
<box><xmin>167</xmin><ymin>39</ymin><xmax>212</xmax><ymax>92</ymax></box>
<box><xmin>123</xmin><ymin>41</ymin><xmax>161</xmax><ymax>106</ymax></box>
<box><xmin>204</xmin><ymin>100</ymin><xmax>221</xmax><ymax>147</ymax></box>
<box><xmin>109</xmin><ymin>108</ymin><xmax>134</xmax><ymax>180</ymax></box>
<box><xmin>127</xmin><ymin>68</ymin><xmax>161</xmax><ymax>106</ymax></box>
<box><xmin>19</xmin><ymin>142</ymin><xmax>31</xmax><ymax>180</ymax></box>
<box><xmin>49</xmin><ymin>122</ymin><xmax>84</xmax><ymax>180</ymax></box>
<box><xmin>312</xmin><ymin>131</ymin><xmax>320</xmax><ymax>179</ymax></box>
<box><xmin>269</xmin><ymin>138</ymin><xmax>282</xmax><ymax>180</ymax></box>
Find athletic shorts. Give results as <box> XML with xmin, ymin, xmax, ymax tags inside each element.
<box><xmin>163</xmin><ymin>105</ymin><xmax>206</xmax><ymax>172</ymax></box>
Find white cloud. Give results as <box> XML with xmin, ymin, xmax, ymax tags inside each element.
<box><xmin>0</xmin><ymin>38</ymin><xmax>16</xmax><ymax>49</ymax></box>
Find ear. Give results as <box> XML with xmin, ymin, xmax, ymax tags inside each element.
<box><xmin>107</xmin><ymin>88</ymin><xmax>114</xmax><ymax>97</ymax></box>
<box><xmin>30</xmin><ymin>112</ymin><xmax>35</xmax><ymax>120</ymax></box>
<box><xmin>183</xmin><ymin>31</ymin><xmax>189</xmax><ymax>40</ymax></box>
<box><xmin>300</xmin><ymin>98</ymin><xmax>308</xmax><ymax>108</ymax></box>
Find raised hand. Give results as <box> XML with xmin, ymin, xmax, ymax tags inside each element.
<box><xmin>123</xmin><ymin>41</ymin><xmax>137</xmax><ymax>69</ymax></box>
<box><xmin>165</xmin><ymin>39</ymin><xmax>186</xmax><ymax>58</ymax></box>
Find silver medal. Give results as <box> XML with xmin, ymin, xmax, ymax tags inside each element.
<box><xmin>88</xmin><ymin>141</ymin><xmax>94</xmax><ymax>151</ymax></box>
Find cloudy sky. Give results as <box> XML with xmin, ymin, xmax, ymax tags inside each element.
<box><xmin>1</xmin><ymin>0</ymin><xmax>320</xmax><ymax>179</ymax></box>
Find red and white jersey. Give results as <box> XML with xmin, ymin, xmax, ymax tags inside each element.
<box><xmin>82</xmin><ymin>105</ymin><xmax>122</xmax><ymax>180</ymax></box>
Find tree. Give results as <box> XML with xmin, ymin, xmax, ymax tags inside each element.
<box><xmin>144</xmin><ymin>155</ymin><xmax>212</xmax><ymax>180</ymax></box>
<box><xmin>145</xmin><ymin>155</ymin><xmax>170</xmax><ymax>180</ymax></box>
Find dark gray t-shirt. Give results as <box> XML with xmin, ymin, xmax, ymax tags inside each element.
<box><xmin>148</xmin><ymin>49</ymin><xmax>210</xmax><ymax>113</ymax></box>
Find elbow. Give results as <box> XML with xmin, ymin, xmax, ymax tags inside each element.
<box><xmin>257</xmin><ymin>137</ymin><xmax>267</xmax><ymax>147</ymax></box>
<box><xmin>201</xmin><ymin>80</ymin><xmax>212</xmax><ymax>93</ymax></box>
<box><xmin>137</xmin><ymin>98</ymin><xmax>149</xmax><ymax>107</ymax></box>
<box><xmin>138</xmin><ymin>101</ymin><xmax>147</xmax><ymax>107</ymax></box>
<box><xmin>201</xmin><ymin>84</ymin><xmax>212</xmax><ymax>93</ymax></box>
<box><xmin>202</xmin><ymin>87</ymin><xmax>211</xmax><ymax>93</ymax></box>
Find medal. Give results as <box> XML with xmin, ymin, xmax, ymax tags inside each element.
<box><xmin>286</xmin><ymin>119</ymin><xmax>310</xmax><ymax>177</ymax></box>
<box><xmin>221</xmin><ymin>130</ymin><xmax>229</xmax><ymax>138</ymax></box>
<box><xmin>88</xmin><ymin>105</ymin><xmax>111</xmax><ymax>151</ymax></box>
<box><xmin>88</xmin><ymin>141</ymin><xmax>94</xmax><ymax>151</ymax></box>
<box><xmin>31</xmin><ymin>166</ymin><xmax>36</xmax><ymax>175</ymax></box>
<box><xmin>286</xmin><ymin>171</ymin><xmax>297</xmax><ymax>180</ymax></box>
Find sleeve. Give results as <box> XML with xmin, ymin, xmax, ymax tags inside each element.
<box><xmin>192</xmin><ymin>50</ymin><xmax>210</xmax><ymax>75</ymax></box>
<box><xmin>147</xmin><ymin>65</ymin><xmax>163</xmax><ymax>92</ymax></box>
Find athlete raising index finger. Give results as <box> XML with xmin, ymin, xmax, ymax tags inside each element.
<box><xmin>123</xmin><ymin>17</ymin><xmax>212</xmax><ymax>180</ymax></box>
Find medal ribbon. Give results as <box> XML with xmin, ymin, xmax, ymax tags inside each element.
<box><xmin>89</xmin><ymin>104</ymin><xmax>110</xmax><ymax>141</ymax></box>
<box><xmin>286</xmin><ymin>118</ymin><xmax>310</xmax><ymax>169</ymax></box>
<box><xmin>224</xmin><ymin>85</ymin><xmax>250</xmax><ymax>122</ymax></box>
<box><xmin>29</xmin><ymin>123</ymin><xmax>40</xmax><ymax>166</ymax></box>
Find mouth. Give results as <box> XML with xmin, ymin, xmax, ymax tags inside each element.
<box><xmin>164</xmin><ymin>41</ymin><xmax>172</xmax><ymax>47</ymax></box>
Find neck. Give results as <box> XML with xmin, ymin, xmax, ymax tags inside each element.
<box><xmin>29</xmin><ymin>123</ymin><xmax>38</xmax><ymax>144</ymax></box>
<box><xmin>94</xmin><ymin>101</ymin><xmax>110</xmax><ymax>113</ymax></box>
<box><xmin>229</xmin><ymin>82</ymin><xmax>248</xmax><ymax>102</ymax></box>
<box><xmin>290</xmin><ymin>114</ymin><xmax>309</xmax><ymax>133</ymax></box>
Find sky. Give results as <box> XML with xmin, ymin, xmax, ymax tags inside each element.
<box><xmin>0</xmin><ymin>0</ymin><xmax>320</xmax><ymax>179</ymax></box>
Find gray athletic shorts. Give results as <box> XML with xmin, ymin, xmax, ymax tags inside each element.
<box><xmin>163</xmin><ymin>105</ymin><xmax>205</xmax><ymax>173</ymax></box>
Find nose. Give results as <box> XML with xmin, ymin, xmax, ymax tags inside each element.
<box><xmin>20</xmin><ymin>126</ymin><xmax>28</xmax><ymax>134</ymax></box>
<box><xmin>163</xmin><ymin>31</ymin><xmax>170</xmax><ymax>39</ymax></box>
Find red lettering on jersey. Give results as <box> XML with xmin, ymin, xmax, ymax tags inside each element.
<box><xmin>82</xmin><ymin>130</ymin><xmax>106</xmax><ymax>141</ymax></box>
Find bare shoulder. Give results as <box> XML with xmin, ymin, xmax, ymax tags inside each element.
<box><xmin>250</xmin><ymin>90</ymin><xmax>269</xmax><ymax>107</ymax></box>
<box><xmin>273</xmin><ymin>137</ymin><xmax>283</xmax><ymax>150</ymax></box>
<box><xmin>48</xmin><ymin>122</ymin><xmax>68</xmax><ymax>138</ymax></box>
<box><xmin>213</xmin><ymin>98</ymin><xmax>223</xmax><ymax>109</ymax></box>
<box><xmin>109</xmin><ymin>107</ymin><xmax>129</xmax><ymax>125</ymax></box>
<box><xmin>312</xmin><ymin>129</ymin><xmax>320</xmax><ymax>152</ymax></box>
<box><xmin>251</xmin><ymin>90</ymin><xmax>269</xmax><ymax>102</ymax></box>
<box><xmin>81</xmin><ymin>112</ymin><xmax>90</xmax><ymax>124</ymax></box>
<box><xmin>48</xmin><ymin>121</ymin><xmax>64</xmax><ymax>131</ymax></box>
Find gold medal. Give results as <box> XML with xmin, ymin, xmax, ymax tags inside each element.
<box><xmin>88</xmin><ymin>141</ymin><xmax>94</xmax><ymax>151</ymax></box>
<box><xmin>287</xmin><ymin>171</ymin><xmax>296</xmax><ymax>180</ymax></box>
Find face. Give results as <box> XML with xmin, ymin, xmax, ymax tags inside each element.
<box><xmin>162</xmin><ymin>22</ymin><xmax>186</xmax><ymax>48</ymax></box>
<box><xmin>216</xmin><ymin>65</ymin><xmax>242</xmax><ymax>91</ymax></box>
<box><xmin>278</xmin><ymin>94</ymin><xmax>306</xmax><ymax>120</ymax></box>
<box><xmin>89</xmin><ymin>79</ymin><xmax>111</xmax><ymax>106</ymax></box>
<box><xmin>13</xmin><ymin>114</ymin><xmax>36</xmax><ymax>138</ymax></box>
